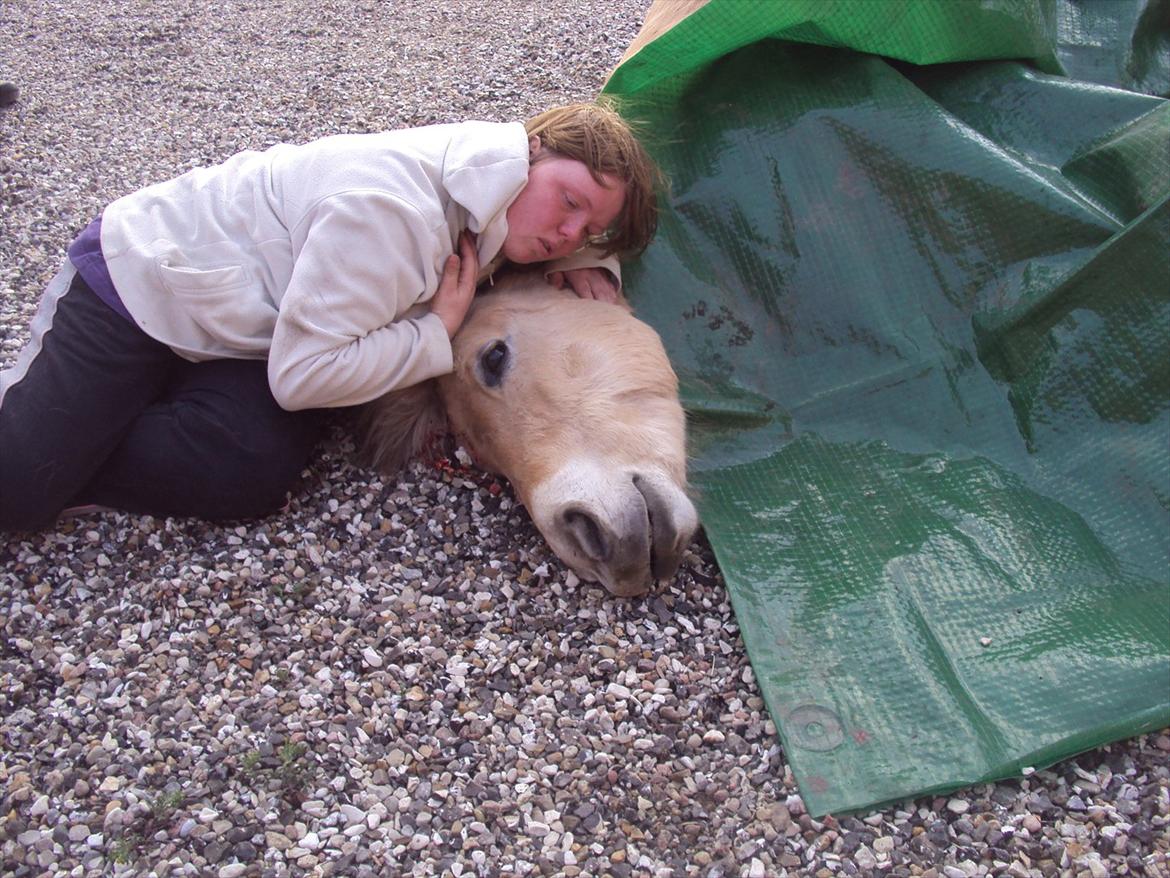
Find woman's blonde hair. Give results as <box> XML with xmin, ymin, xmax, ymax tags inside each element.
<box><xmin>524</xmin><ymin>98</ymin><xmax>665</xmax><ymax>259</ymax></box>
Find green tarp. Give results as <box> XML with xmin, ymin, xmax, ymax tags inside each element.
<box><xmin>605</xmin><ymin>0</ymin><xmax>1170</xmax><ymax>815</ymax></box>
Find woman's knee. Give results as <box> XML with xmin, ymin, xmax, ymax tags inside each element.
<box><xmin>205</xmin><ymin>427</ymin><xmax>320</xmax><ymax>519</ymax></box>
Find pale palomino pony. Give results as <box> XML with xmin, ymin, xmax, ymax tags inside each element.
<box><xmin>358</xmin><ymin>271</ymin><xmax>699</xmax><ymax>597</ymax></box>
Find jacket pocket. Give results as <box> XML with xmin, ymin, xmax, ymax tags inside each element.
<box><xmin>156</xmin><ymin>257</ymin><xmax>275</xmax><ymax>351</ymax></box>
<box><xmin>157</xmin><ymin>259</ymin><xmax>250</xmax><ymax>292</ymax></box>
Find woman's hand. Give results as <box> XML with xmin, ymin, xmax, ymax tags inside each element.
<box><xmin>431</xmin><ymin>230</ymin><xmax>480</xmax><ymax>338</ymax></box>
<box><xmin>548</xmin><ymin>267</ymin><xmax>620</xmax><ymax>303</ymax></box>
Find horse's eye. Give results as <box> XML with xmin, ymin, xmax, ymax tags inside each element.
<box><xmin>479</xmin><ymin>340</ymin><xmax>509</xmax><ymax>387</ymax></box>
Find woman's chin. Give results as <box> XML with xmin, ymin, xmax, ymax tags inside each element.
<box><xmin>501</xmin><ymin>245</ymin><xmax>530</xmax><ymax>264</ymax></box>
<box><xmin>506</xmin><ymin>248</ymin><xmax>543</xmax><ymax>265</ymax></box>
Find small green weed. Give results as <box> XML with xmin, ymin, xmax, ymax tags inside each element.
<box><xmin>149</xmin><ymin>789</ymin><xmax>184</xmax><ymax>819</ymax></box>
<box><xmin>241</xmin><ymin>749</ymin><xmax>263</xmax><ymax>773</ymax></box>
<box><xmin>110</xmin><ymin>835</ymin><xmax>140</xmax><ymax>865</ymax></box>
<box><xmin>109</xmin><ymin>789</ymin><xmax>185</xmax><ymax>866</ymax></box>
<box><xmin>237</xmin><ymin>738</ymin><xmax>317</xmax><ymax>806</ymax></box>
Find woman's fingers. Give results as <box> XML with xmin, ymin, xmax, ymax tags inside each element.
<box><xmin>432</xmin><ymin>231</ymin><xmax>480</xmax><ymax>338</ymax></box>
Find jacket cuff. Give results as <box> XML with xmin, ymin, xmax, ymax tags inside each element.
<box><xmin>416</xmin><ymin>311</ymin><xmax>454</xmax><ymax>378</ymax></box>
<box><xmin>543</xmin><ymin>248</ymin><xmax>622</xmax><ymax>289</ymax></box>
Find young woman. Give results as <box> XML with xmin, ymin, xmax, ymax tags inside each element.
<box><xmin>0</xmin><ymin>101</ymin><xmax>662</xmax><ymax>529</ymax></box>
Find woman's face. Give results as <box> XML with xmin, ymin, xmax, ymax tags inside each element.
<box><xmin>502</xmin><ymin>137</ymin><xmax>627</xmax><ymax>264</ymax></box>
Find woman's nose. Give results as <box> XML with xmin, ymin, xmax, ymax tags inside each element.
<box><xmin>559</xmin><ymin>216</ymin><xmax>588</xmax><ymax>245</ymax></box>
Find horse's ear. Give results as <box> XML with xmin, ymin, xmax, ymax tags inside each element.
<box><xmin>356</xmin><ymin>381</ymin><xmax>447</xmax><ymax>475</ymax></box>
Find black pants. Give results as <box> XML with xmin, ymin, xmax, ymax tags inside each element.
<box><xmin>0</xmin><ymin>265</ymin><xmax>328</xmax><ymax>530</ymax></box>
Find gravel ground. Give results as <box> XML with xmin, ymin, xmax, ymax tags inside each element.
<box><xmin>1</xmin><ymin>2</ymin><xmax>1168</xmax><ymax>877</ymax></box>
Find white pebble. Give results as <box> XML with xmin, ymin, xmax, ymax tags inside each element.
<box><xmin>301</xmin><ymin>800</ymin><xmax>326</xmax><ymax>818</ymax></box>
<box><xmin>854</xmin><ymin>846</ymin><xmax>877</xmax><ymax>869</ymax></box>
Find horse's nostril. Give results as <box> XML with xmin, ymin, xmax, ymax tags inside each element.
<box><xmin>563</xmin><ymin>508</ymin><xmax>609</xmax><ymax>562</ymax></box>
<box><xmin>633</xmin><ymin>473</ymin><xmax>689</xmax><ymax>580</ymax></box>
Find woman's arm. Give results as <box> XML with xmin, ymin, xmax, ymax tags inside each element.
<box><xmin>268</xmin><ymin>194</ymin><xmax>460</xmax><ymax>410</ymax></box>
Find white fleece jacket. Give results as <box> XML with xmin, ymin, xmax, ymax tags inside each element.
<box><xmin>99</xmin><ymin>121</ymin><xmax>614</xmax><ymax>411</ymax></box>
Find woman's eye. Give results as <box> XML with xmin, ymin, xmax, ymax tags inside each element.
<box><xmin>479</xmin><ymin>340</ymin><xmax>509</xmax><ymax>387</ymax></box>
